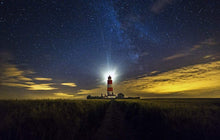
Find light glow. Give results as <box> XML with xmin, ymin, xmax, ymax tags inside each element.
<box><xmin>102</xmin><ymin>69</ymin><xmax>118</xmax><ymax>82</ymax></box>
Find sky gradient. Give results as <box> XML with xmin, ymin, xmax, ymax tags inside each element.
<box><xmin>0</xmin><ymin>0</ymin><xmax>219</xmax><ymax>99</ymax></box>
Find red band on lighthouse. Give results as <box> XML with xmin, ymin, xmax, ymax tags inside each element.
<box><xmin>107</xmin><ymin>87</ymin><xmax>113</xmax><ymax>91</ymax></box>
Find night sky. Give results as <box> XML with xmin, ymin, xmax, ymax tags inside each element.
<box><xmin>0</xmin><ymin>0</ymin><xmax>219</xmax><ymax>99</ymax></box>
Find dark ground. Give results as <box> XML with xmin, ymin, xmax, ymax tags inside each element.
<box><xmin>0</xmin><ymin>99</ymin><xmax>220</xmax><ymax>140</ymax></box>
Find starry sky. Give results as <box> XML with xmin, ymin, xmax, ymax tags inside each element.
<box><xmin>0</xmin><ymin>0</ymin><xmax>219</xmax><ymax>99</ymax></box>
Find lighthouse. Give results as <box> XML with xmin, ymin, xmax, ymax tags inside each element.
<box><xmin>107</xmin><ymin>75</ymin><xmax>114</xmax><ymax>97</ymax></box>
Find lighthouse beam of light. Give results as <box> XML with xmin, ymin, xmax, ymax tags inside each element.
<box><xmin>100</xmin><ymin>46</ymin><xmax>118</xmax><ymax>82</ymax></box>
<box><xmin>101</xmin><ymin>50</ymin><xmax>118</xmax><ymax>82</ymax></box>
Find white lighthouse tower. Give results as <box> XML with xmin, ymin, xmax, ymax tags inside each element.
<box><xmin>107</xmin><ymin>75</ymin><xmax>116</xmax><ymax>98</ymax></box>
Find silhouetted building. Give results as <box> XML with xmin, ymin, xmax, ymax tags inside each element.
<box><xmin>117</xmin><ymin>93</ymin><xmax>124</xmax><ymax>99</ymax></box>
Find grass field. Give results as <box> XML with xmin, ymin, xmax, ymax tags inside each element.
<box><xmin>0</xmin><ymin>99</ymin><xmax>220</xmax><ymax>140</ymax></box>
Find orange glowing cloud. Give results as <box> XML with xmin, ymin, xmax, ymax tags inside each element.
<box><xmin>25</xmin><ymin>82</ymin><xmax>35</xmax><ymax>85</ymax></box>
<box><xmin>54</xmin><ymin>93</ymin><xmax>74</xmax><ymax>97</ymax></box>
<box><xmin>0</xmin><ymin>62</ymin><xmax>56</xmax><ymax>91</ymax></box>
<box><xmin>61</xmin><ymin>83</ymin><xmax>77</xmax><ymax>87</ymax></box>
<box><xmin>28</xmin><ymin>84</ymin><xmax>57</xmax><ymax>90</ymax></box>
<box><xmin>34</xmin><ymin>77</ymin><xmax>52</xmax><ymax>81</ymax></box>
<box><xmin>1</xmin><ymin>63</ymin><xmax>33</xmax><ymax>82</ymax></box>
<box><xmin>1</xmin><ymin>83</ymin><xmax>29</xmax><ymax>88</ymax></box>
<box><xmin>17</xmin><ymin>76</ymin><xmax>32</xmax><ymax>81</ymax></box>
<box><xmin>118</xmin><ymin>61</ymin><xmax>220</xmax><ymax>96</ymax></box>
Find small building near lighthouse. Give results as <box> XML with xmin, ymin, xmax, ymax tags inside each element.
<box><xmin>117</xmin><ymin>93</ymin><xmax>124</xmax><ymax>99</ymax></box>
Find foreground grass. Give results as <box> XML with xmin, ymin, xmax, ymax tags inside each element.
<box><xmin>0</xmin><ymin>99</ymin><xmax>220</xmax><ymax>140</ymax></box>
<box><xmin>0</xmin><ymin>100</ymin><xmax>109</xmax><ymax>140</ymax></box>
<box><xmin>116</xmin><ymin>99</ymin><xmax>220</xmax><ymax>139</ymax></box>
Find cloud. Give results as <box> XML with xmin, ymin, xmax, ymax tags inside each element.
<box><xmin>151</xmin><ymin>0</ymin><xmax>173</xmax><ymax>14</ymax></box>
<box><xmin>163</xmin><ymin>53</ymin><xmax>187</xmax><ymax>61</ymax></box>
<box><xmin>1</xmin><ymin>82</ymin><xmax>56</xmax><ymax>91</ymax></box>
<box><xmin>190</xmin><ymin>45</ymin><xmax>201</xmax><ymax>51</ymax></box>
<box><xmin>61</xmin><ymin>83</ymin><xmax>77</xmax><ymax>87</ymax></box>
<box><xmin>28</xmin><ymin>84</ymin><xmax>57</xmax><ymax>90</ymax></box>
<box><xmin>201</xmin><ymin>38</ymin><xmax>217</xmax><ymax>46</ymax></box>
<box><xmin>1</xmin><ymin>83</ymin><xmax>29</xmax><ymax>88</ymax></box>
<box><xmin>17</xmin><ymin>76</ymin><xmax>32</xmax><ymax>81</ymax></box>
<box><xmin>0</xmin><ymin>53</ymin><xmax>56</xmax><ymax>91</ymax></box>
<box><xmin>120</xmin><ymin>61</ymin><xmax>220</xmax><ymax>95</ymax></box>
<box><xmin>163</xmin><ymin>38</ymin><xmax>218</xmax><ymax>61</ymax></box>
<box><xmin>203</xmin><ymin>55</ymin><xmax>213</xmax><ymax>59</ymax></box>
<box><xmin>0</xmin><ymin>62</ymin><xmax>33</xmax><ymax>82</ymax></box>
<box><xmin>2</xmin><ymin>78</ymin><xmax>19</xmax><ymax>83</ymax></box>
<box><xmin>34</xmin><ymin>77</ymin><xmax>52</xmax><ymax>81</ymax></box>
<box><xmin>25</xmin><ymin>82</ymin><xmax>35</xmax><ymax>85</ymax></box>
<box><xmin>2</xmin><ymin>64</ymin><xmax>24</xmax><ymax>77</ymax></box>
<box><xmin>77</xmin><ymin>87</ymin><xmax>104</xmax><ymax>95</ymax></box>
<box><xmin>150</xmin><ymin>71</ymin><xmax>159</xmax><ymax>75</ymax></box>
<box><xmin>0</xmin><ymin>63</ymin><xmax>34</xmax><ymax>86</ymax></box>
<box><xmin>53</xmin><ymin>93</ymin><xmax>74</xmax><ymax>97</ymax></box>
